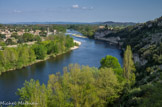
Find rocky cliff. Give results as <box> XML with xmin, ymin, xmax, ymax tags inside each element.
<box><xmin>94</xmin><ymin>29</ymin><xmax>121</xmax><ymax>44</ymax></box>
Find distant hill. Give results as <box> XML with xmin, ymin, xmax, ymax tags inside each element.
<box><xmin>101</xmin><ymin>21</ymin><xmax>136</xmax><ymax>26</ymax></box>
<box><xmin>8</xmin><ymin>22</ymin><xmax>93</xmax><ymax>25</ymax></box>
<box><xmin>3</xmin><ymin>22</ymin><xmax>98</xmax><ymax>25</ymax></box>
<box><xmin>3</xmin><ymin>21</ymin><xmax>136</xmax><ymax>25</ymax></box>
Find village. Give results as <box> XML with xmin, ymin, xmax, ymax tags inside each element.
<box><xmin>0</xmin><ymin>25</ymin><xmax>59</xmax><ymax>47</ymax></box>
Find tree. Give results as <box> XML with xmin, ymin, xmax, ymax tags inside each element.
<box><xmin>33</xmin><ymin>44</ymin><xmax>47</xmax><ymax>59</ymax></box>
<box><xmin>6</xmin><ymin>38</ymin><xmax>15</xmax><ymax>45</ymax></box>
<box><xmin>28</xmin><ymin>48</ymin><xmax>36</xmax><ymax>62</ymax></box>
<box><xmin>0</xmin><ymin>51</ymin><xmax>5</xmax><ymax>74</ymax></box>
<box><xmin>11</xmin><ymin>32</ymin><xmax>19</xmax><ymax>39</ymax></box>
<box><xmin>0</xmin><ymin>34</ymin><xmax>75</xmax><ymax>75</ymax></box>
<box><xmin>22</xmin><ymin>33</ymin><xmax>35</xmax><ymax>42</ymax></box>
<box><xmin>35</xmin><ymin>36</ymin><xmax>42</xmax><ymax>43</ymax></box>
<box><xmin>100</xmin><ymin>55</ymin><xmax>121</xmax><ymax>69</ymax></box>
<box><xmin>2</xmin><ymin>48</ymin><xmax>18</xmax><ymax>69</ymax></box>
<box><xmin>17</xmin><ymin>79</ymin><xmax>48</xmax><ymax>107</ymax></box>
<box><xmin>65</xmin><ymin>35</ymin><xmax>74</xmax><ymax>49</ymax></box>
<box><xmin>17</xmin><ymin>46</ymin><xmax>30</xmax><ymax>68</ymax></box>
<box><xmin>0</xmin><ymin>41</ymin><xmax>6</xmax><ymax>46</ymax></box>
<box><xmin>0</xmin><ymin>34</ymin><xmax>6</xmax><ymax>39</ymax></box>
<box><xmin>123</xmin><ymin>45</ymin><xmax>136</xmax><ymax>85</ymax></box>
<box><xmin>40</xmin><ymin>31</ymin><xmax>47</xmax><ymax>37</ymax></box>
<box><xmin>17</xmin><ymin>64</ymin><xmax>123</xmax><ymax>107</ymax></box>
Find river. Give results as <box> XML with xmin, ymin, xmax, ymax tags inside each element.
<box><xmin>0</xmin><ymin>30</ymin><xmax>123</xmax><ymax>102</ymax></box>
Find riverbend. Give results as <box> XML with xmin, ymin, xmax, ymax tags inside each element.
<box><xmin>0</xmin><ymin>30</ymin><xmax>122</xmax><ymax>102</ymax></box>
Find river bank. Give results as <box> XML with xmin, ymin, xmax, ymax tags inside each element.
<box><xmin>72</xmin><ymin>34</ymin><xmax>88</xmax><ymax>38</ymax></box>
<box><xmin>71</xmin><ymin>40</ymin><xmax>82</xmax><ymax>50</ymax></box>
<box><xmin>0</xmin><ymin>40</ymin><xmax>81</xmax><ymax>75</ymax></box>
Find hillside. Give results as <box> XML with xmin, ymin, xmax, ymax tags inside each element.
<box><xmin>2</xmin><ymin>21</ymin><xmax>136</xmax><ymax>25</ymax></box>
<box><xmin>96</xmin><ymin>16</ymin><xmax>162</xmax><ymax>107</ymax></box>
<box><xmin>102</xmin><ymin>21</ymin><xmax>136</xmax><ymax>26</ymax></box>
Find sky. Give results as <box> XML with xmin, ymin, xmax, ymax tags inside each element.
<box><xmin>0</xmin><ymin>0</ymin><xmax>162</xmax><ymax>23</ymax></box>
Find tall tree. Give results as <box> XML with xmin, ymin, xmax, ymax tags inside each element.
<box><xmin>123</xmin><ymin>45</ymin><xmax>136</xmax><ymax>85</ymax></box>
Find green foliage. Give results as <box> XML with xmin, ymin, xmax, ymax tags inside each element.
<box><xmin>32</xmin><ymin>44</ymin><xmax>47</xmax><ymax>59</ymax></box>
<box><xmin>0</xmin><ymin>46</ymin><xmax>36</xmax><ymax>73</ymax></box>
<box><xmin>17</xmin><ymin>64</ymin><xmax>124</xmax><ymax>107</ymax></box>
<box><xmin>100</xmin><ymin>55</ymin><xmax>121</xmax><ymax>69</ymax></box>
<box><xmin>35</xmin><ymin>36</ymin><xmax>42</xmax><ymax>43</ymax></box>
<box><xmin>11</xmin><ymin>32</ymin><xmax>19</xmax><ymax>39</ymax></box>
<box><xmin>22</xmin><ymin>33</ymin><xmax>35</xmax><ymax>42</ymax></box>
<box><xmin>123</xmin><ymin>45</ymin><xmax>136</xmax><ymax>86</ymax></box>
<box><xmin>65</xmin><ymin>35</ymin><xmax>74</xmax><ymax>49</ymax></box>
<box><xmin>39</xmin><ymin>31</ymin><xmax>47</xmax><ymax>37</ymax></box>
<box><xmin>6</xmin><ymin>38</ymin><xmax>16</xmax><ymax>45</ymax></box>
<box><xmin>118</xmin><ymin>74</ymin><xmax>162</xmax><ymax>107</ymax></box>
<box><xmin>17</xmin><ymin>79</ymin><xmax>48</xmax><ymax>107</ymax></box>
<box><xmin>0</xmin><ymin>34</ymin><xmax>74</xmax><ymax>75</ymax></box>
<box><xmin>52</xmin><ymin>25</ymin><xmax>66</xmax><ymax>33</ymax></box>
<box><xmin>139</xmin><ymin>82</ymin><xmax>162</xmax><ymax>107</ymax></box>
<box><xmin>112</xmin><ymin>17</ymin><xmax>162</xmax><ymax>107</ymax></box>
<box><xmin>0</xmin><ymin>34</ymin><xmax>6</xmax><ymax>39</ymax></box>
<box><xmin>68</xmin><ymin>25</ymin><xmax>98</xmax><ymax>38</ymax></box>
<box><xmin>0</xmin><ymin>41</ymin><xmax>6</xmax><ymax>46</ymax></box>
<box><xmin>17</xmin><ymin>46</ymin><xmax>30</xmax><ymax>68</ymax></box>
<box><xmin>100</xmin><ymin>55</ymin><xmax>125</xmax><ymax>82</ymax></box>
<box><xmin>28</xmin><ymin>48</ymin><xmax>36</xmax><ymax>62</ymax></box>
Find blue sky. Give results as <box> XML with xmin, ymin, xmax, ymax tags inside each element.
<box><xmin>0</xmin><ymin>0</ymin><xmax>162</xmax><ymax>23</ymax></box>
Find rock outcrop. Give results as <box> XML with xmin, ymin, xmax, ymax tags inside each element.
<box><xmin>94</xmin><ymin>30</ymin><xmax>120</xmax><ymax>44</ymax></box>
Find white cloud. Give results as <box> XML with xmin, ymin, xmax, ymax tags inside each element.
<box><xmin>81</xmin><ymin>6</ymin><xmax>94</xmax><ymax>10</ymax></box>
<box><xmin>72</xmin><ymin>5</ymin><xmax>79</xmax><ymax>9</ymax></box>
<box><xmin>13</xmin><ymin>10</ymin><xmax>22</xmax><ymax>13</ymax></box>
<box><xmin>72</xmin><ymin>5</ymin><xmax>94</xmax><ymax>10</ymax></box>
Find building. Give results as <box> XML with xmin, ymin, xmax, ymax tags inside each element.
<box><xmin>53</xmin><ymin>29</ymin><xmax>57</xmax><ymax>35</ymax></box>
<box><xmin>29</xmin><ymin>30</ymin><xmax>34</xmax><ymax>34</ymax></box>
<box><xmin>17</xmin><ymin>31</ymin><xmax>24</xmax><ymax>36</ymax></box>
<box><xmin>99</xmin><ymin>26</ymin><xmax>105</xmax><ymax>29</ymax></box>
<box><xmin>5</xmin><ymin>34</ymin><xmax>11</xmax><ymax>38</ymax></box>
<box><xmin>34</xmin><ymin>30</ymin><xmax>41</xmax><ymax>35</ymax></box>
<box><xmin>47</xmin><ymin>27</ymin><xmax>52</xmax><ymax>36</ymax></box>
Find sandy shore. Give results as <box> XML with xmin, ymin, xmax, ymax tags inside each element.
<box><xmin>71</xmin><ymin>40</ymin><xmax>82</xmax><ymax>50</ymax></box>
<box><xmin>72</xmin><ymin>34</ymin><xmax>87</xmax><ymax>38</ymax></box>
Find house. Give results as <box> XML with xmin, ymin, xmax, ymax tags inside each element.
<box><xmin>99</xmin><ymin>26</ymin><xmax>105</xmax><ymax>29</ymax></box>
<box><xmin>34</xmin><ymin>30</ymin><xmax>41</xmax><ymax>35</ymax></box>
<box><xmin>5</xmin><ymin>34</ymin><xmax>11</xmax><ymax>38</ymax></box>
<box><xmin>1</xmin><ymin>31</ymin><xmax>5</xmax><ymax>35</ymax></box>
<box><xmin>29</xmin><ymin>30</ymin><xmax>34</xmax><ymax>34</ymax></box>
<box><xmin>17</xmin><ymin>31</ymin><xmax>24</xmax><ymax>36</ymax></box>
<box><xmin>108</xmin><ymin>27</ymin><xmax>113</xmax><ymax>30</ymax></box>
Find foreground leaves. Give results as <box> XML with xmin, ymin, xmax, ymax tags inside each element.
<box><xmin>17</xmin><ymin>64</ymin><xmax>124</xmax><ymax>107</ymax></box>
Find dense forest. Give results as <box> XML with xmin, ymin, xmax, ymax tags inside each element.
<box><xmin>0</xmin><ymin>34</ymin><xmax>75</xmax><ymax>75</ymax></box>
<box><xmin>0</xmin><ymin>24</ymin><xmax>66</xmax><ymax>33</ymax></box>
<box><xmin>16</xmin><ymin>46</ymin><xmax>135</xmax><ymax>107</ymax></box>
